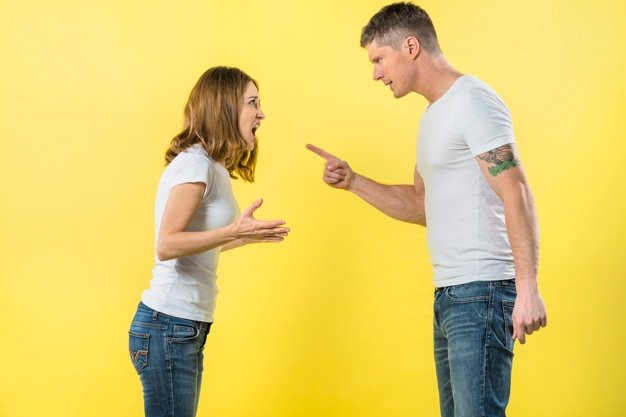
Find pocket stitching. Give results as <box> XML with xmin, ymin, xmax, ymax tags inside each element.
<box><xmin>129</xmin><ymin>331</ymin><xmax>149</xmax><ymax>374</ymax></box>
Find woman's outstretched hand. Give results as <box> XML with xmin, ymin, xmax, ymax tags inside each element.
<box><xmin>231</xmin><ymin>198</ymin><xmax>289</xmax><ymax>245</ymax></box>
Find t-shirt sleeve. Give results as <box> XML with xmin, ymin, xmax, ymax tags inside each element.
<box><xmin>169</xmin><ymin>153</ymin><xmax>213</xmax><ymax>198</ymax></box>
<box><xmin>456</xmin><ymin>86</ymin><xmax>515</xmax><ymax>157</ymax></box>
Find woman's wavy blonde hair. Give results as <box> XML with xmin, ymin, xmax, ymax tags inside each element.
<box><xmin>165</xmin><ymin>66</ymin><xmax>258</xmax><ymax>182</ymax></box>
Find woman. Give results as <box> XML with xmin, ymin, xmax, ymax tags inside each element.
<box><xmin>128</xmin><ymin>66</ymin><xmax>289</xmax><ymax>417</ymax></box>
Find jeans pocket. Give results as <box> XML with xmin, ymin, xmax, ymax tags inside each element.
<box><xmin>129</xmin><ymin>330</ymin><xmax>149</xmax><ymax>374</ymax></box>
<box><xmin>502</xmin><ymin>300</ymin><xmax>516</xmax><ymax>353</ymax></box>
<box><xmin>446</xmin><ymin>283</ymin><xmax>489</xmax><ymax>303</ymax></box>
<box><xmin>172</xmin><ymin>324</ymin><xmax>200</xmax><ymax>343</ymax></box>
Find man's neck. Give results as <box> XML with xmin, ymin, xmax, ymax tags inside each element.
<box><xmin>416</xmin><ymin>54</ymin><xmax>464</xmax><ymax>104</ymax></box>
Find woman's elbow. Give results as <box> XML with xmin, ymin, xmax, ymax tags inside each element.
<box><xmin>156</xmin><ymin>239</ymin><xmax>176</xmax><ymax>261</ymax></box>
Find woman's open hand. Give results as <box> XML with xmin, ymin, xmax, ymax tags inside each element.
<box><xmin>232</xmin><ymin>198</ymin><xmax>289</xmax><ymax>244</ymax></box>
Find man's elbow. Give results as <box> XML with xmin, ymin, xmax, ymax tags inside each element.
<box><xmin>412</xmin><ymin>215</ymin><xmax>427</xmax><ymax>227</ymax></box>
<box><xmin>502</xmin><ymin>182</ymin><xmax>534</xmax><ymax>206</ymax></box>
<box><xmin>410</xmin><ymin>196</ymin><xmax>426</xmax><ymax>226</ymax></box>
<box><xmin>405</xmin><ymin>210</ymin><xmax>426</xmax><ymax>226</ymax></box>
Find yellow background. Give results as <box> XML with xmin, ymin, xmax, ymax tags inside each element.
<box><xmin>1</xmin><ymin>1</ymin><xmax>625</xmax><ymax>416</ymax></box>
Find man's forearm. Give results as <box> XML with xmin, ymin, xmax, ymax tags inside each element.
<box><xmin>349</xmin><ymin>174</ymin><xmax>426</xmax><ymax>225</ymax></box>
<box><xmin>503</xmin><ymin>183</ymin><xmax>539</xmax><ymax>288</ymax></box>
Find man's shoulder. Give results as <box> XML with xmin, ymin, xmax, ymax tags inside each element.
<box><xmin>457</xmin><ymin>75</ymin><xmax>498</xmax><ymax>97</ymax></box>
<box><xmin>455</xmin><ymin>76</ymin><xmax>508</xmax><ymax>114</ymax></box>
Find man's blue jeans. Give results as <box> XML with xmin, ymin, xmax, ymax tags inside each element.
<box><xmin>434</xmin><ymin>279</ymin><xmax>516</xmax><ymax>417</ymax></box>
<box><xmin>129</xmin><ymin>302</ymin><xmax>212</xmax><ymax>417</ymax></box>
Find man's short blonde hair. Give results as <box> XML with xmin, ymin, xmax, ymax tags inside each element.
<box><xmin>360</xmin><ymin>2</ymin><xmax>441</xmax><ymax>53</ymax></box>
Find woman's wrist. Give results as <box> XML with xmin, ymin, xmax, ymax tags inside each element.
<box><xmin>225</xmin><ymin>221</ymin><xmax>241</xmax><ymax>240</ymax></box>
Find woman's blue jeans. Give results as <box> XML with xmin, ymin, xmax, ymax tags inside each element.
<box><xmin>433</xmin><ymin>279</ymin><xmax>516</xmax><ymax>417</ymax></box>
<box><xmin>129</xmin><ymin>302</ymin><xmax>212</xmax><ymax>417</ymax></box>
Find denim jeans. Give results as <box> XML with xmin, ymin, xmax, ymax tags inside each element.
<box><xmin>129</xmin><ymin>302</ymin><xmax>212</xmax><ymax>417</ymax></box>
<box><xmin>433</xmin><ymin>280</ymin><xmax>516</xmax><ymax>417</ymax></box>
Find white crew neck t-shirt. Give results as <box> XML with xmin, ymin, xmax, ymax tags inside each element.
<box><xmin>141</xmin><ymin>144</ymin><xmax>240</xmax><ymax>322</ymax></box>
<box><xmin>416</xmin><ymin>75</ymin><xmax>516</xmax><ymax>287</ymax></box>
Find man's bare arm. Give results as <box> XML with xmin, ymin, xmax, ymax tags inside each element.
<box><xmin>476</xmin><ymin>143</ymin><xmax>547</xmax><ymax>344</ymax></box>
<box><xmin>307</xmin><ymin>144</ymin><xmax>425</xmax><ymax>225</ymax></box>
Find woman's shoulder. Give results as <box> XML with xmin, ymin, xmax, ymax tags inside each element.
<box><xmin>161</xmin><ymin>146</ymin><xmax>208</xmax><ymax>176</ymax></box>
<box><xmin>164</xmin><ymin>145</ymin><xmax>230</xmax><ymax>185</ymax></box>
<box><xmin>167</xmin><ymin>144</ymin><xmax>231</xmax><ymax>181</ymax></box>
<box><xmin>168</xmin><ymin>144</ymin><xmax>213</xmax><ymax>168</ymax></box>
<box><xmin>183</xmin><ymin>143</ymin><xmax>209</xmax><ymax>158</ymax></box>
<box><xmin>183</xmin><ymin>144</ymin><xmax>229</xmax><ymax>175</ymax></box>
<box><xmin>176</xmin><ymin>144</ymin><xmax>210</xmax><ymax>162</ymax></box>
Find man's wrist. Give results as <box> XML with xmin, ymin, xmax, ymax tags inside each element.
<box><xmin>347</xmin><ymin>172</ymin><xmax>363</xmax><ymax>193</ymax></box>
<box><xmin>515</xmin><ymin>272</ymin><xmax>539</xmax><ymax>293</ymax></box>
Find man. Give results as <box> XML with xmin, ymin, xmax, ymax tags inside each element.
<box><xmin>307</xmin><ymin>2</ymin><xmax>547</xmax><ymax>416</ymax></box>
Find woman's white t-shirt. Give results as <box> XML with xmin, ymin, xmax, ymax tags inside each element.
<box><xmin>141</xmin><ymin>144</ymin><xmax>240</xmax><ymax>322</ymax></box>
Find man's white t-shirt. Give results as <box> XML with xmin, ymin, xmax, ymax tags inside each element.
<box><xmin>141</xmin><ymin>144</ymin><xmax>240</xmax><ymax>322</ymax></box>
<box><xmin>416</xmin><ymin>75</ymin><xmax>516</xmax><ymax>288</ymax></box>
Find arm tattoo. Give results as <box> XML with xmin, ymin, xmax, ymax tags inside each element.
<box><xmin>477</xmin><ymin>144</ymin><xmax>519</xmax><ymax>177</ymax></box>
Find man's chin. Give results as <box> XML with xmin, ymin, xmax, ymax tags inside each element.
<box><xmin>393</xmin><ymin>89</ymin><xmax>408</xmax><ymax>99</ymax></box>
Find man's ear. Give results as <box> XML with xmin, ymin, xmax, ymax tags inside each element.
<box><xmin>405</xmin><ymin>36</ymin><xmax>421</xmax><ymax>59</ymax></box>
